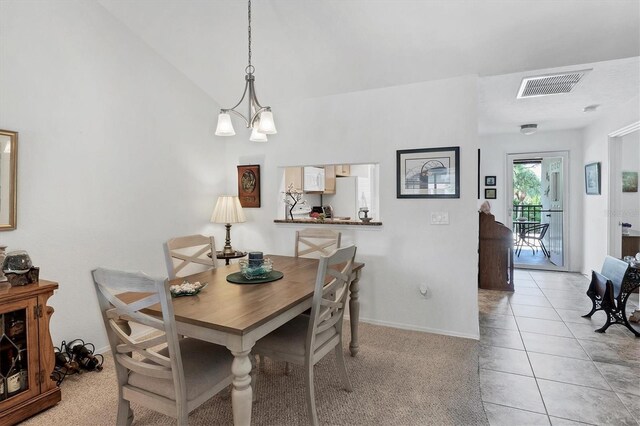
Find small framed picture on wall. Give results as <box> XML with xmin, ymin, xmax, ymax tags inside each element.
<box><xmin>484</xmin><ymin>188</ymin><xmax>497</xmax><ymax>199</ymax></box>
<box><xmin>237</xmin><ymin>164</ymin><xmax>261</xmax><ymax>207</ymax></box>
<box><xmin>584</xmin><ymin>162</ymin><xmax>601</xmax><ymax>195</ymax></box>
<box><xmin>485</xmin><ymin>176</ymin><xmax>496</xmax><ymax>186</ymax></box>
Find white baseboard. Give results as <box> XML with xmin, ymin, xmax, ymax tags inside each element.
<box><xmin>96</xmin><ymin>317</ymin><xmax>480</xmax><ymax>355</ymax></box>
<box><xmin>345</xmin><ymin>315</ymin><xmax>480</xmax><ymax>341</ymax></box>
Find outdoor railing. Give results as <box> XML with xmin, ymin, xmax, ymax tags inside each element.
<box><xmin>512</xmin><ymin>204</ymin><xmax>542</xmax><ymax>232</ymax></box>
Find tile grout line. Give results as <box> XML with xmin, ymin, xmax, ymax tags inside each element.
<box><xmin>509</xmin><ymin>276</ymin><xmax>552</xmax><ymax>421</ymax></box>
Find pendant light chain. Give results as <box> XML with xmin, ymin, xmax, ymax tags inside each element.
<box><xmin>247</xmin><ymin>0</ymin><xmax>253</xmax><ymax>74</ymax></box>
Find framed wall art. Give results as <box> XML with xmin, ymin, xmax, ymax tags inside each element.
<box><xmin>237</xmin><ymin>164</ymin><xmax>261</xmax><ymax>207</ymax></box>
<box><xmin>396</xmin><ymin>146</ymin><xmax>460</xmax><ymax>198</ymax></box>
<box><xmin>622</xmin><ymin>171</ymin><xmax>638</xmax><ymax>193</ymax></box>
<box><xmin>485</xmin><ymin>176</ymin><xmax>496</xmax><ymax>186</ymax></box>
<box><xmin>584</xmin><ymin>162</ymin><xmax>601</xmax><ymax>195</ymax></box>
<box><xmin>484</xmin><ymin>188</ymin><xmax>496</xmax><ymax>199</ymax></box>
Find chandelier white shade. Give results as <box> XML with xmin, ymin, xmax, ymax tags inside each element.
<box><xmin>250</xmin><ymin>121</ymin><xmax>268</xmax><ymax>142</ymax></box>
<box><xmin>214</xmin><ymin>113</ymin><xmax>236</xmax><ymax>136</ymax></box>
<box><xmin>257</xmin><ymin>110</ymin><xmax>277</xmax><ymax>134</ymax></box>
<box><xmin>215</xmin><ymin>0</ymin><xmax>276</xmax><ymax>142</ymax></box>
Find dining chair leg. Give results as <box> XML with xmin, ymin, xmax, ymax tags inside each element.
<box><xmin>177</xmin><ymin>404</ymin><xmax>188</xmax><ymax>425</ymax></box>
<box><xmin>334</xmin><ymin>342</ymin><xmax>353</xmax><ymax>392</ymax></box>
<box><xmin>116</xmin><ymin>398</ymin><xmax>133</xmax><ymax>426</ymax></box>
<box><xmin>304</xmin><ymin>361</ymin><xmax>319</xmax><ymax>426</ymax></box>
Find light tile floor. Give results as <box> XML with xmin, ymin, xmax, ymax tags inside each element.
<box><xmin>479</xmin><ymin>269</ymin><xmax>640</xmax><ymax>426</ymax></box>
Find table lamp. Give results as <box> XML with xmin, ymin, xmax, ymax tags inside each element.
<box><xmin>211</xmin><ymin>195</ymin><xmax>246</xmax><ymax>255</ymax></box>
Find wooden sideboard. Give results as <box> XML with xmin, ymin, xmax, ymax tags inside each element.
<box><xmin>479</xmin><ymin>212</ymin><xmax>514</xmax><ymax>291</ymax></box>
<box><xmin>0</xmin><ymin>280</ymin><xmax>60</xmax><ymax>425</ymax></box>
<box><xmin>622</xmin><ymin>233</ymin><xmax>640</xmax><ymax>258</ymax></box>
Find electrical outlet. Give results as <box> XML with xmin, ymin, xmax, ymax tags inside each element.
<box><xmin>430</xmin><ymin>212</ymin><xmax>449</xmax><ymax>225</ymax></box>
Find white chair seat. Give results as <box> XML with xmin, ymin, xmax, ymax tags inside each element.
<box><xmin>129</xmin><ymin>338</ymin><xmax>233</xmax><ymax>402</ymax></box>
<box><xmin>253</xmin><ymin>315</ymin><xmax>337</xmax><ymax>357</ymax></box>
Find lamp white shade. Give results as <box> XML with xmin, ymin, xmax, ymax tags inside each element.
<box><xmin>257</xmin><ymin>110</ymin><xmax>277</xmax><ymax>134</ymax></box>
<box><xmin>215</xmin><ymin>113</ymin><xmax>236</xmax><ymax>136</ymax></box>
<box><xmin>211</xmin><ymin>196</ymin><xmax>246</xmax><ymax>224</ymax></box>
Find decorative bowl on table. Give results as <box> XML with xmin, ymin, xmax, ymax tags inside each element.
<box><xmin>169</xmin><ymin>281</ymin><xmax>207</xmax><ymax>297</ymax></box>
<box><xmin>239</xmin><ymin>258</ymin><xmax>273</xmax><ymax>280</ymax></box>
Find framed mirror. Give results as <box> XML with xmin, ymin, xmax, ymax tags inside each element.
<box><xmin>0</xmin><ymin>130</ymin><xmax>17</xmax><ymax>231</ymax></box>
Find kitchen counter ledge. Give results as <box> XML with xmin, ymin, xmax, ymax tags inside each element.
<box><xmin>274</xmin><ymin>219</ymin><xmax>382</xmax><ymax>226</ymax></box>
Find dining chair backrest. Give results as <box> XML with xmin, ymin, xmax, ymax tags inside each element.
<box><xmin>295</xmin><ymin>228</ymin><xmax>341</xmax><ymax>259</ymax></box>
<box><xmin>307</xmin><ymin>245</ymin><xmax>356</xmax><ymax>359</ymax></box>
<box><xmin>93</xmin><ymin>268</ymin><xmax>234</xmax><ymax>424</ymax></box>
<box><xmin>92</xmin><ymin>268</ymin><xmax>187</xmax><ymax>405</ymax></box>
<box><xmin>164</xmin><ymin>234</ymin><xmax>217</xmax><ymax>279</ymax></box>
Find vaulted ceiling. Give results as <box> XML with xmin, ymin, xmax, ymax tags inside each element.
<box><xmin>99</xmin><ymin>0</ymin><xmax>640</xmax><ymax>133</ymax></box>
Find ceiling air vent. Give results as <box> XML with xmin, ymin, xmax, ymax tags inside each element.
<box><xmin>517</xmin><ymin>69</ymin><xmax>592</xmax><ymax>99</ymax></box>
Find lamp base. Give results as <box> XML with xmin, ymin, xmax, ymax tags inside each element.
<box><xmin>223</xmin><ymin>223</ymin><xmax>235</xmax><ymax>255</ymax></box>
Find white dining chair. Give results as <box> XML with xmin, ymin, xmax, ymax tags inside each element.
<box><xmin>253</xmin><ymin>245</ymin><xmax>356</xmax><ymax>426</ymax></box>
<box><xmin>164</xmin><ymin>234</ymin><xmax>217</xmax><ymax>279</ymax></box>
<box><xmin>92</xmin><ymin>268</ymin><xmax>233</xmax><ymax>425</ymax></box>
<box><xmin>295</xmin><ymin>228</ymin><xmax>341</xmax><ymax>258</ymax></box>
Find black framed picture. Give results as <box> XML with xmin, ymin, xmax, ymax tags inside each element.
<box><xmin>484</xmin><ymin>188</ymin><xmax>496</xmax><ymax>199</ymax></box>
<box><xmin>485</xmin><ymin>176</ymin><xmax>496</xmax><ymax>186</ymax></box>
<box><xmin>396</xmin><ymin>147</ymin><xmax>460</xmax><ymax>198</ymax></box>
<box><xmin>584</xmin><ymin>162</ymin><xmax>600</xmax><ymax>195</ymax></box>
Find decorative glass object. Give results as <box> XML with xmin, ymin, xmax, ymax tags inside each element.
<box><xmin>3</xmin><ymin>250</ymin><xmax>32</xmax><ymax>274</ymax></box>
<box><xmin>239</xmin><ymin>258</ymin><xmax>273</xmax><ymax>280</ymax></box>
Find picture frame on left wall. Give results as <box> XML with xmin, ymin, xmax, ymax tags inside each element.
<box><xmin>237</xmin><ymin>164</ymin><xmax>261</xmax><ymax>207</ymax></box>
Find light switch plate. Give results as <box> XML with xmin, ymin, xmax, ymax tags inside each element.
<box><xmin>430</xmin><ymin>212</ymin><xmax>449</xmax><ymax>225</ymax></box>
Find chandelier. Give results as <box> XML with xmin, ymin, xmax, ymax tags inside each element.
<box><xmin>215</xmin><ymin>0</ymin><xmax>277</xmax><ymax>142</ymax></box>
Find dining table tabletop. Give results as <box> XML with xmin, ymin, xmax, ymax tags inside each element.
<box><xmin>119</xmin><ymin>254</ymin><xmax>365</xmax><ymax>426</ymax></box>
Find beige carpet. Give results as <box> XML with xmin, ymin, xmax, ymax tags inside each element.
<box><xmin>24</xmin><ymin>322</ymin><xmax>487</xmax><ymax>425</ymax></box>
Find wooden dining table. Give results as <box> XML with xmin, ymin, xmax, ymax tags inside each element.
<box><xmin>122</xmin><ymin>254</ymin><xmax>364</xmax><ymax>426</ymax></box>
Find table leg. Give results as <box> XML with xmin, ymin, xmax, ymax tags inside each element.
<box><xmin>226</xmin><ymin>259</ymin><xmax>231</xmax><ymax>266</ymax></box>
<box><xmin>231</xmin><ymin>349</ymin><xmax>253</xmax><ymax>426</ymax></box>
<box><xmin>348</xmin><ymin>270</ymin><xmax>361</xmax><ymax>357</ymax></box>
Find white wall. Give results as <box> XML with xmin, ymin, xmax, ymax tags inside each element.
<box><xmin>223</xmin><ymin>75</ymin><xmax>480</xmax><ymax>339</ymax></box>
<box><xmin>620</xmin><ymin>133</ymin><xmax>640</xmax><ymax>228</ymax></box>
<box><xmin>479</xmin><ymin>130</ymin><xmax>584</xmax><ymax>271</ymax></box>
<box><xmin>0</xmin><ymin>1</ymin><xmax>226</xmax><ymax>349</ymax></box>
<box><xmin>582</xmin><ymin>96</ymin><xmax>640</xmax><ymax>274</ymax></box>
